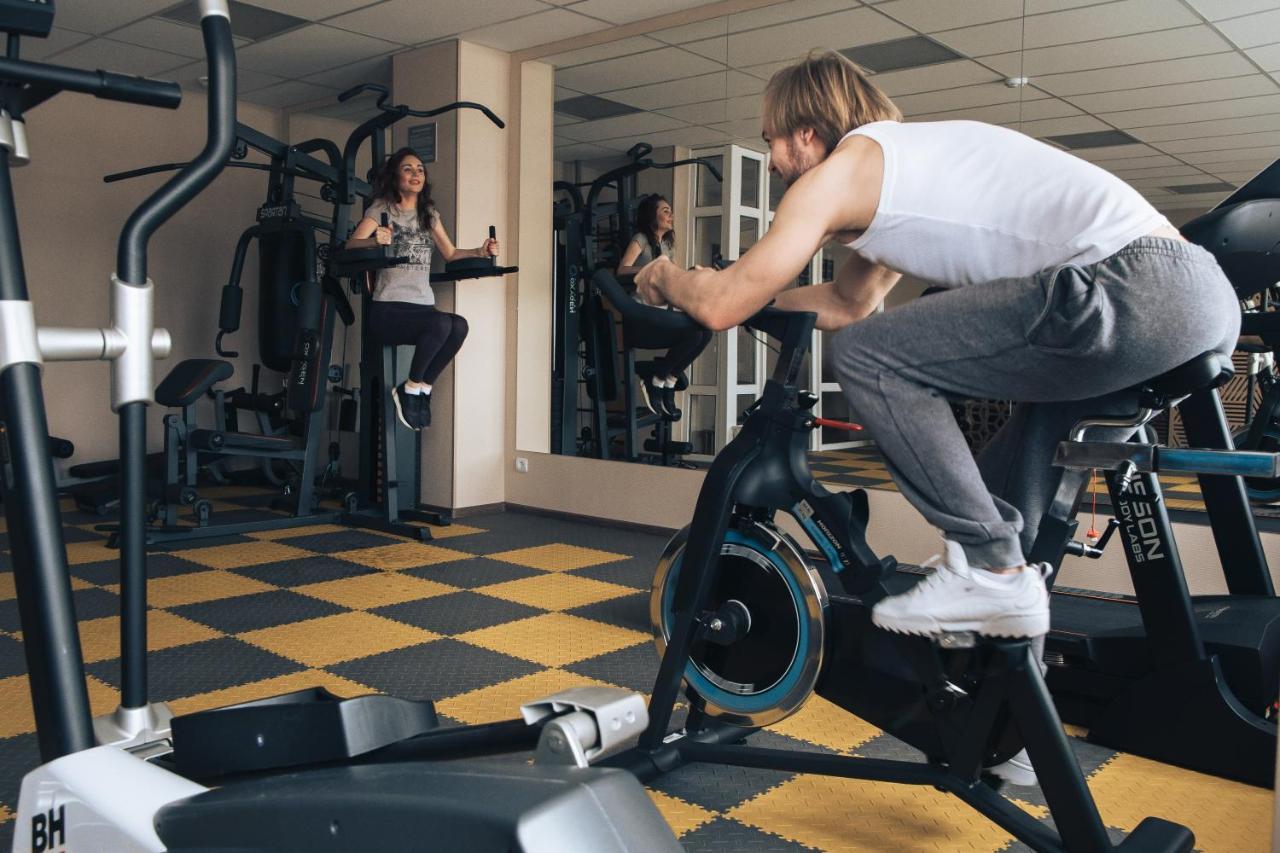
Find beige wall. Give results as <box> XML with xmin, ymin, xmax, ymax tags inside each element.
<box><xmin>393</xmin><ymin>42</ymin><xmax>460</xmax><ymax>508</ymax></box>
<box><xmin>14</xmin><ymin>92</ymin><xmax>283</xmax><ymax>469</ymax></box>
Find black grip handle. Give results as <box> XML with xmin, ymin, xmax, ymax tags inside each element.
<box><xmin>488</xmin><ymin>225</ymin><xmax>496</xmax><ymax>239</ymax></box>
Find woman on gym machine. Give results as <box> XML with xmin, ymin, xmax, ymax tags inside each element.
<box><xmin>346</xmin><ymin>147</ymin><xmax>498</xmax><ymax>431</ymax></box>
<box><xmin>616</xmin><ymin>194</ymin><xmax>712</xmax><ymax>420</ymax></box>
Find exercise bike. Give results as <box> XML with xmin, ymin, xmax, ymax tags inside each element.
<box><xmin>589</xmin><ymin>269</ymin><xmax>1195</xmax><ymax>851</ymax></box>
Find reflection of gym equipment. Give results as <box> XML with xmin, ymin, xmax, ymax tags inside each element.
<box><xmin>1035</xmin><ymin>162</ymin><xmax>1280</xmax><ymax>787</ymax></box>
<box><xmin>552</xmin><ymin>145</ymin><xmax>720</xmax><ymax>463</ymax></box>
<box><xmin>587</xmin><ymin>270</ymin><xmax>1194</xmax><ymax>852</ymax></box>
<box><xmin>1</xmin><ymin>9</ymin><xmax>676</xmax><ymax>851</ymax></box>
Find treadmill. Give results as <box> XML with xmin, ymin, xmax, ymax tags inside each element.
<box><xmin>1043</xmin><ymin>160</ymin><xmax>1280</xmax><ymax>788</ymax></box>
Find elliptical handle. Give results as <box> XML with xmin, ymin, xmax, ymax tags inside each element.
<box><xmin>116</xmin><ymin>1</ymin><xmax>236</xmax><ymax>284</ymax></box>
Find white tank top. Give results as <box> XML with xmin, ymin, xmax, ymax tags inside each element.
<box><xmin>842</xmin><ymin>120</ymin><xmax>1168</xmax><ymax>286</ymax></box>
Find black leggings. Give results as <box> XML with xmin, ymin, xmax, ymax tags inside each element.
<box><xmin>368</xmin><ymin>301</ymin><xmax>469</xmax><ymax>384</ymax></box>
<box><xmin>653</xmin><ymin>329</ymin><xmax>712</xmax><ymax>379</ymax></box>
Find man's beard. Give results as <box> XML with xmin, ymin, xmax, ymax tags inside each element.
<box><xmin>780</xmin><ymin>148</ymin><xmax>817</xmax><ymax>186</ymax></box>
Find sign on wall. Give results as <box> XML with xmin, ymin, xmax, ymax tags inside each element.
<box><xmin>408</xmin><ymin>122</ymin><xmax>436</xmax><ymax>164</ymax></box>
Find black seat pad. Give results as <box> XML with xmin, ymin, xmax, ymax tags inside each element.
<box><xmin>1129</xmin><ymin>351</ymin><xmax>1233</xmax><ymax>398</ymax></box>
<box><xmin>592</xmin><ymin>270</ymin><xmax>703</xmax><ymax>350</ymax></box>
<box><xmin>156</xmin><ymin>359</ymin><xmax>234</xmax><ymax>408</ymax></box>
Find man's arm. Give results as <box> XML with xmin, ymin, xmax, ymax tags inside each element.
<box><xmin>636</xmin><ymin>139</ymin><xmax>877</xmax><ymax>331</ymax></box>
<box><xmin>772</xmin><ymin>252</ymin><xmax>901</xmax><ymax>331</ymax></box>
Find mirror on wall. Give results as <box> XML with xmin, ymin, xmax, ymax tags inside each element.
<box><xmin>540</xmin><ymin>0</ymin><xmax>1275</xmax><ymax>494</ymax></box>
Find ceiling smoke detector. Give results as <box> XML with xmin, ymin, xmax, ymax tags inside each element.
<box><xmin>1004</xmin><ymin>76</ymin><xmax>1030</xmax><ymax>88</ymax></box>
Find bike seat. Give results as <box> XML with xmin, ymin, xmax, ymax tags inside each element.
<box><xmin>1127</xmin><ymin>351</ymin><xmax>1233</xmax><ymax>400</ymax></box>
<box><xmin>156</xmin><ymin>359</ymin><xmax>234</xmax><ymax>408</ymax></box>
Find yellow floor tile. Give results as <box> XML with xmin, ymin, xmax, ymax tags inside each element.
<box><xmin>0</xmin><ymin>674</ymin><xmax>118</xmax><ymax>739</ymax></box>
<box><xmin>246</xmin><ymin>523</ymin><xmax>353</xmax><ymax>541</ymax></box>
<box><xmin>475</xmin><ymin>573</ymin><xmax>634</xmax><ymax>611</ymax></box>
<box><xmin>167</xmin><ymin>669</ymin><xmax>372</xmax><ymax>715</ymax></box>
<box><xmin>646</xmin><ymin>790</ymin><xmax>716</xmax><ymax>838</ymax></box>
<box><xmin>174</xmin><ymin>541</ymin><xmax>314</xmax><ymax>570</ymax></box>
<box><xmin>69</xmin><ymin>577</ymin><xmax>95</xmax><ymax>591</ymax></box>
<box><xmin>0</xmin><ymin>803</ymin><xmax>11</xmax><ymax>824</ymax></box>
<box><xmin>238</xmin><ymin>612</ymin><xmax>439</xmax><ymax>667</ymax></box>
<box><xmin>334</xmin><ymin>542</ymin><xmax>474</xmax><ymax>571</ymax></box>
<box><xmin>0</xmin><ymin>574</ymin><xmax>12</xmax><ymax>602</ymax></box>
<box><xmin>77</xmin><ymin>611</ymin><xmax>220</xmax><ymax>663</ymax></box>
<box><xmin>122</xmin><ymin>570</ymin><xmax>276</xmax><ymax>608</ymax></box>
<box><xmin>64</xmin><ymin>540</ymin><xmax>118</xmax><ymax>566</ymax></box>
<box><xmin>1087</xmin><ymin>753</ymin><xmax>1272</xmax><ymax>851</ymax></box>
<box><xmin>457</xmin><ymin>613</ymin><xmax>647</xmax><ymax>667</ymax></box>
<box><xmin>436</xmin><ymin>668</ymin><xmax>617</xmax><ymax>725</ymax></box>
<box><xmin>295</xmin><ymin>573</ymin><xmax>457</xmax><ymax>609</ymax></box>
<box><xmin>728</xmin><ymin>773</ymin><xmax>1031</xmax><ymax>851</ymax></box>
<box><xmin>767</xmin><ymin>696</ymin><xmax>881</xmax><ymax>754</ymax></box>
<box><xmin>413</xmin><ymin>522</ymin><xmax>486</xmax><ymax>540</ymax></box>
<box><xmin>488</xmin><ymin>543</ymin><xmax>628</xmax><ymax>572</ymax></box>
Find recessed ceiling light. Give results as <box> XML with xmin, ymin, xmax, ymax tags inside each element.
<box><xmin>840</xmin><ymin>36</ymin><xmax>963</xmax><ymax>74</ymax></box>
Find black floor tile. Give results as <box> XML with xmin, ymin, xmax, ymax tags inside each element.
<box><xmin>172</xmin><ymin>590</ymin><xmax>347</xmax><ymax>634</ymax></box>
<box><xmin>327</xmin><ymin>638</ymin><xmax>541</xmax><ymax>701</ymax></box>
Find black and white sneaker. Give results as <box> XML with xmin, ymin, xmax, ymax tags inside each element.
<box><xmin>392</xmin><ymin>382</ymin><xmax>420</xmax><ymax>431</ymax></box>
<box><xmin>660</xmin><ymin>386</ymin><xmax>681</xmax><ymax>421</ymax></box>
<box><xmin>637</xmin><ymin>377</ymin><xmax>661</xmax><ymax>416</ymax></box>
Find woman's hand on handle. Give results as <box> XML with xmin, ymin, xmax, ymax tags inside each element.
<box><xmin>375</xmin><ymin>226</ymin><xmax>392</xmax><ymax>246</ymax></box>
<box><xmin>481</xmin><ymin>237</ymin><xmax>499</xmax><ymax>258</ymax></box>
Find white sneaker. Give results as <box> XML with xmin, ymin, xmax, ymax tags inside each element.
<box><xmin>988</xmin><ymin>748</ymin><xmax>1037</xmax><ymax>787</ymax></box>
<box><xmin>871</xmin><ymin>540</ymin><xmax>1050</xmax><ymax>638</ymax></box>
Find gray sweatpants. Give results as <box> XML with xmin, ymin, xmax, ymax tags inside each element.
<box><xmin>826</xmin><ymin>237</ymin><xmax>1240</xmax><ymax>570</ymax></box>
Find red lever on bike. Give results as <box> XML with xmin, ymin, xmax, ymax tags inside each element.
<box><xmin>813</xmin><ymin>418</ymin><xmax>863</xmax><ymax>431</ymax></box>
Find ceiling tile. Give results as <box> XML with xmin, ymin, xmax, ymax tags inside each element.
<box><xmin>241</xmin><ymin>79</ymin><xmax>340</xmax><ymax>109</ymax></box>
<box><xmin>1110</xmin><ymin>165</ymin><xmax>1208</xmax><ymax>179</ymax></box>
<box><xmin>304</xmin><ymin>54</ymin><xmax>393</xmax><ymax>91</ymax></box>
<box><xmin>50</xmin><ymin>0</ymin><xmax>174</xmax><ymax>35</ymax></box>
<box><xmin>873</xmin><ymin>59</ymin><xmax>1001</xmax><ymax>96</ymax></box>
<box><xmin>1181</xmin><ymin>145</ymin><xmax>1280</xmax><ymax>166</ymax></box>
<box><xmin>544</xmin><ymin>36</ymin><xmax>666</xmax><ymax>67</ymax></box>
<box><xmin>1104</xmin><ymin>93</ymin><xmax>1280</xmax><ymax>130</ymax></box>
<box><xmin>893</xmin><ymin>82</ymin><xmax>1045</xmax><ymax>115</ymax></box>
<box><xmin>926</xmin><ymin>102</ymin><xmax>1083</xmax><ymax>126</ymax></box>
<box><xmin>168</xmin><ymin>60</ymin><xmax>285</xmax><ymax>94</ymax></box>
<box><xmin>1184</xmin><ymin>0</ymin><xmax>1280</xmax><ymax>19</ymax></box>
<box><xmin>1213</xmin><ymin>7</ymin><xmax>1280</xmax><ymax>49</ymax></box>
<box><xmin>706</xmin><ymin>117</ymin><xmax>767</xmax><ymax>138</ymax></box>
<box><xmin>328</xmin><ymin>0</ymin><xmax>546</xmax><ymax>45</ymax></box>
<box><xmin>1077</xmin><ymin>152</ymin><xmax>1181</xmax><ymax>169</ymax></box>
<box><xmin>556</xmin><ymin>46</ymin><xmax>722</xmax><ymax>94</ymax></box>
<box><xmin>598</xmin><ymin>70</ymin><xmax>760</xmax><ymax>111</ymax></box>
<box><xmin>238</xmin><ymin>0</ymin><xmax>384</xmax><ymax>20</ymax></box>
<box><xmin>722</xmin><ymin>7</ymin><xmax>912</xmax><ymax>67</ymax></box>
<box><xmin>555</xmin><ymin>112</ymin><xmax>686</xmax><ymax>142</ymax></box>
<box><xmin>1159</xmin><ymin>129</ymin><xmax>1280</xmax><ymax>153</ymax></box>
<box><xmin>729</xmin><ymin>0</ymin><xmax>871</xmax><ymax>33</ymax></box>
<box><xmin>658</xmin><ymin>94</ymin><xmax>760</xmax><ymax>124</ymax></box>
<box><xmin>17</xmin><ymin>26</ymin><xmax>93</xmax><ymax>61</ymax></box>
<box><xmin>1069</xmin><ymin>75</ymin><xmax>1279</xmax><ymax>112</ymax></box>
<box><xmin>931</xmin><ymin>20</ymin><xmax>1024</xmax><ymax>57</ymax></box>
<box><xmin>982</xmin><ymin>25</ymin><xmax>1235</xmax><ymax>77</ymax></box>
<box><xmin>610</xmin><ymin>124</ymin><xmax>731</xmax><ymax>149</ymax></box>
<box><xmin>1247</xmin><ymin>43</ymin><xmax>1280</xmax><ymax>72</ymax></box>
<box><xmin>50</xmin><ymin>37</ymin><xmax>191</xmax><ymax>77</ymax></box>
<box><xmin>237</xmin><ymin>24</ymin><xmax>399</xmax><ymax>77</ymax></box>
<box><xmin>1024</xmin><ymin>0</ymin><xmax>1107</xmax><ymax>10</ymax></box>
<box><xmin>877</xmin><ymin>0</ymin><xmax>1022</xmax><ymax>32</ymax></box>
<box><xmin>1131</xmin><ymin>112</ymin><xmax>1280</xmax><ymax>143</ymax></box>
<box><xmin>110</xmin><ymin>18</ymin><xmax>251</xmax><ymax>60</ymax></box>
<box><xmin>651</xmin><ymin>19</ymin><xmax>730</xmax><ymax>45</ymax></box>
<box><xmin>1030</xmin><ymin>51</ymin><xmax>1255</xmax><ymax>95</ymax></box>
<box><xmin>462</xmin><ymin>9</ymin><xmax>610</xmax><ymax>52</ymax></box>
<box><xmin>1027</xmin><ymin>0</ymin><xmax>1198</xmax><ymax>49</ymax></box>
<box><xmin>568</xmin><ymin>0</ymin><xmax>734</xmax><ymax>25</ymax></box>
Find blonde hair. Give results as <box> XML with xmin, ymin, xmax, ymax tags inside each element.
<box><xmin>763</xmin><ymin>50</ymin><xmax>902</xmax><ymax>152</ymax></box>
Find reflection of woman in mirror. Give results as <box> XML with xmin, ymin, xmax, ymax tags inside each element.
<box><xmin>346</xmin><ymin>148</ymin><xmax>498</xmax><ymax>431</ymax></box>
<box><xmin>616</xmin><ymin>194</ymin><xmax>712</xmax><ymax>420</ymax></box>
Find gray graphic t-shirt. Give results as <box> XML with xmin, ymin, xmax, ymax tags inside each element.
<box><xmin>629</xmin><ymin>233</ymin><xmax>674</xmax><ymax>266</ymax></box>
<box><xmin>366</xmin><ymin>199</ymin><xmax>437</xmax><ymax>306</ymax></box>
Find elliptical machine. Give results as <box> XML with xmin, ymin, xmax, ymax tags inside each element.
<box><xmin>589</xmin><ymin>269</ymin><xmax>1197</xmax><ymax>851</ymax></box>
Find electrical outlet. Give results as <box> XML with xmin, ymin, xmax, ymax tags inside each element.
<box><xmin>515</xmin><ymin>457</ymin><xmax>529</xmax><ymax>473</ymax></box>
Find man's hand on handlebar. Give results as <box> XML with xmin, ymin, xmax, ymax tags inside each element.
<box><xmin>635</xmin><ymin>255</ymin><xmax>674</xmax><ymax>307</ymax></box>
